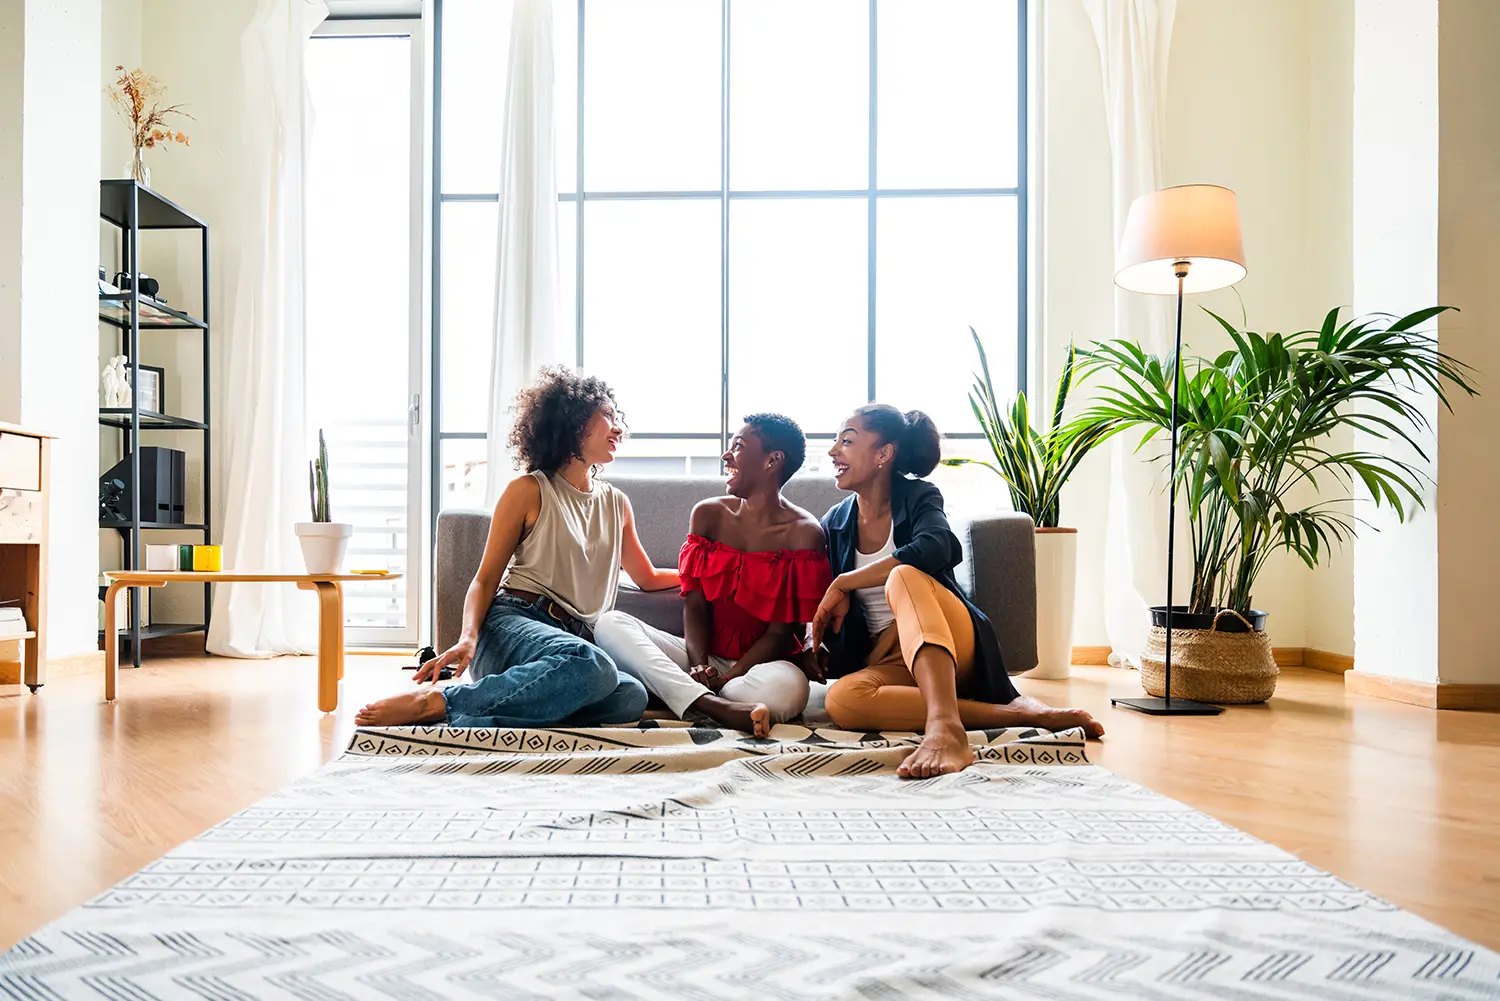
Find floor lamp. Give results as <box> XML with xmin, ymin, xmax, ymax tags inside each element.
<box><xmin>1109</xmin><ymin>184</ymin><xmax>1247</xmax><ymax>717</ymax></box>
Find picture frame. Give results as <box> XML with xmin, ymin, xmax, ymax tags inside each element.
<box><xmin>130</xmin><ymin>364</ymin><xmax>165</xmax><ymax>414</ymax></box>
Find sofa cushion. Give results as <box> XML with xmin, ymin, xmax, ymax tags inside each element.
<box><xmin>613</xmin><ymin>586</ymin><xmax>686</xmax><ymax>637</ymax></box>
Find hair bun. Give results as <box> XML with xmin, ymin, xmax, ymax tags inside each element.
<box><xmin>897</xmin><ymin>409</ymin><xmax>941</xmax><ymax>477</ymax></box>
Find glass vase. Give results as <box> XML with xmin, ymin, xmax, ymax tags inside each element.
<box><xmin>125</xmin><ymin>148</ymin><xmax>150</xmax><ymax>188</ymax></box>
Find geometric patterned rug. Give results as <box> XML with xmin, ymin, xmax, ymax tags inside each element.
<box><xmin>3</xmin><ymin>723</ymin><xmax>1497</xmax><ymax>999</ymax></box>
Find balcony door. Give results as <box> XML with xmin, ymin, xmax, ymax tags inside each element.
<box><xmin>306</xmin><ymin>18</ymin><xmax>427</xmax><ymax>645</ymax></box>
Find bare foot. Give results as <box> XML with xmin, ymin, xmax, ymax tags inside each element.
<box><xmin>691</xmin><ymin>695</ymin><xmax>772</xmax><ymax>737</ymax></box>
<box><xmin>355</xmin><ymin>689</ymin><xmax>447</xmax><ymax>727</ymax></box>
<box><xmin>898</xmin><ymin>720</ymin><xmax>975</xmax><ymax>779</ymax></box>
<box><xmin>1010</xmin><ymin>695</ymin><xmax>1105</xmax><ymax>738</ymax></box>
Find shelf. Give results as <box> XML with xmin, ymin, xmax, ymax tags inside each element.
<box><xmin>97</xmin><ymin>622</ymin><xmax>207</xmax><ymax>642</ymax></box>
<box><xmin>100</xmin><ymin>180</ymin><xmax>208</xmax><ymax>230</ymax></box>
<box><xmin>99</xmin><ymin>293</ymin><xmax>208</xmax><ymax>330</ymax></box>
<box><xmin>100</xmin><ymin>521</ymin><xmax>207</xmax><ymax>532</ymax></box>
<box><xmin>0</xmin><ymin>631</ymin><xmax>36</xmax><ymax>642</ymax></box>
<box><xmin>99</xmin><ymin>409</ymin><xmax>207</xmax><ymax>431</ymax></box>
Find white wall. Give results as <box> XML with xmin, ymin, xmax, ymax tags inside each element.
<box><xmin>1042</xmin><ymin>0</ymin><xmax>1357</xmax><ymax>652</ymax></box>
<box><xmin>97</xmin><ymin>0</ymin><xmax>254</xmax><ymax>626</ymax></box>
<box><xmin>1350</xmin><ymin>0</ymin><xmax>1440</xmax><ymax>683</ymax></box>
<box><xmin>1303</xmin><ymin>0</ymin><xmax>1356</xmax><ymax>659</ymax></box>
<box><xmin>1433</xmin><ymin>0</ymin><xmax>1500</xmax><ymax>685</ymax></box>
<box><xmin>2</xmin><ymin>0</ymin><xmax>103</xmax><ymax>657</ymax></box>
<box><xmin>0</xmin><ymin>3</ymin><xmax>22</xmax><ymax>417</ymax></box>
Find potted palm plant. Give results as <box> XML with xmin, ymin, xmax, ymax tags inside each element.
<box><xmin>1068</xmin><ymin>306</ymin><xmax>1477</xmax><ymax>702</ymax></box>
<box><xmin>294</xmin><ymin>430</ymin><xmax>354</xmax><ymax>575</ymax></box>
<box><xmin>944</xmin><ymin>328</ymin><xmax>1111</xmax><ymax>678</ymax></box>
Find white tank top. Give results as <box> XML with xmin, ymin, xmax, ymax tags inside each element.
<box><xmin>852</xmin><ymin>526</ymin><xmax>897</xmax><ymax>636</ymax></box>
<box><xmin>502</xmin><ymin>471</ymin><xmax>625</xmax><ymax>625</ymax></box>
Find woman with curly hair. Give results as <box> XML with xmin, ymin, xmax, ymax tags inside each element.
<box><xmin>355</xmin><ymin>367</ymin><xmax>678</xmax><ymax>728</ymax></box>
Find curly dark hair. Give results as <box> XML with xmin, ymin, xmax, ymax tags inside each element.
<box><xmin>507</xmin><ymin>366</ymin><xmax>624</xmax><ymax>474</ymax></box>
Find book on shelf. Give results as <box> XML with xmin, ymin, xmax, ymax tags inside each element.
<box><xmin>99</xmin><ymin>293</ymin><xmax>182</xmax><ymax>323</ymax></box>
<box><xmin>98</xmin><ymin>576</ymin><xmax>150</xmax><ymax>629</ymax></box>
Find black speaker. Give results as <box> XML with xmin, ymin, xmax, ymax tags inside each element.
<box><xmin>100</xmin><ymin>447</ymin><xmax>186</xmax><ymax>525</ymax></box>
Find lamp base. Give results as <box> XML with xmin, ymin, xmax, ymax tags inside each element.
<box><xmin>1111</xmin><ymin>696</ymin><xmax>1225</xmax><ymax>716</ymax></box>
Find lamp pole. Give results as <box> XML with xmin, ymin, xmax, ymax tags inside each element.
<box><xmin>1164</xmin><ymin>263</ymin><xmax>1187</xmax><ymax>706</ymax></box>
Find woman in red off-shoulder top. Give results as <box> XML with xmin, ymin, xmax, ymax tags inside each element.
<box><xmin>595</xmin><ymin>414</ymin><xmax>831</xmax><ymax>735</ymax></box>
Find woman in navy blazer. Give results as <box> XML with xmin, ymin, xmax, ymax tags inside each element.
<box><xmin>812</xmin><ymin>404</ymin><xmax>1103</xmax><ymax>778</ymax></box>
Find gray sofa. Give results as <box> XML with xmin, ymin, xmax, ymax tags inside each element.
<box><xmin>434</xmin><ymin>475</ymin><xmax>1038</xmax><ymax>674</ymax></box>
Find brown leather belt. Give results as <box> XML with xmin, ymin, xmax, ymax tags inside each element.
<box><xmin>498</xmin><ymin>588</ymin><xmax>593</xmax><ymax>641</ymax></box>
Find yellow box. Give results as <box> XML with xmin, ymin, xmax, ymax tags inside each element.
<box><xmin>191</xmin><ymin>545</ymin><xmax>222</xmax><ymax>572</ymax></box>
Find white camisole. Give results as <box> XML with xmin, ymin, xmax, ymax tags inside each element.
<box><xmin>852</xmin><ymin>526</ymin><xmax>897</xmax><ymax>636</ymax></box>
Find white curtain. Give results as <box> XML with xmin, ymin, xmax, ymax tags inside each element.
<box><xmin>207</xmin><ymin>0</ymin><xmax>328</xmax><ymax>657</ymax></box>
<box><xmin>1082</xmin><ymin>0</ymin><xmax>1177</xmax><ymax>667</ymax></box>
<box><xmin>484</xmin><ymin>0</ymin><xmax>564</xmax><ymax>503</ymax></box>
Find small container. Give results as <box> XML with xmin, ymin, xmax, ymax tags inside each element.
<box><xmin>191</xmin><ymin>545</ymin><xmax>222</xmax><ymax>572</ymax></box>
<box><xmin>178</xmin><ymin>544</ymin><xmax>196</xmax><ymax>571</ymax></box>
<box><xmin>145</xmin><ymin>544</ymin><xmax>178</xmax><ymax>572</ymax></box>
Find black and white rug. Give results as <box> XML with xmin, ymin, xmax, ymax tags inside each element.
<box><xmin>3</xmin><ymin>723</ymin><xmax>1496</xmax><ymax>998</ymax></box>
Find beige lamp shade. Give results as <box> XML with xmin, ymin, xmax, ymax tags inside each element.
<box><xmin>1114</xmin><ymin>184</ymin><xmax>1247</xmax><ymax>295</ymax></box>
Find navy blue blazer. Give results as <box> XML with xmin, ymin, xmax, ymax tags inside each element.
<box><xmin>820</xmin><ymin>476</ymin><xmax>1019</xmax><ymax>704</ymax></box>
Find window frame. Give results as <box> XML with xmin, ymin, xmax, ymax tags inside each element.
<box><xmin>430</xmin><ymin>0</ymin><xmax>1027</xmax><ymax>460</ymax></box>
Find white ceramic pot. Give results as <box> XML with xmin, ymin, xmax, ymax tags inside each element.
<box><xmin>294</xmin><ymin>522</ymin><xmax>354</xmax><ymax>575</ymax></box>
<box><xmin>1025</xmin><ymin>527</ymin><xmax>1079</xmax><ymax>680</ymax></box>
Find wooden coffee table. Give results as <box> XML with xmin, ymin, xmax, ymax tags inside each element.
<box><xmin>101</xmin><ymin>571</ymin><xmax>402</xmax><ymax>713</ymax></box>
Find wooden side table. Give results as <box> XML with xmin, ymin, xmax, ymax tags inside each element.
<box><xmin>100</xmin><ymin>571</ymin><xmax>401</xmax><ymax>712</ymax></box>
<box><xmin>0</xmin><ymin>422</ymin><xmax>52</xmax><ymax>692</ymax></box>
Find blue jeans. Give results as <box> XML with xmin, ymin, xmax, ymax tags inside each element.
<box><xmin>441</xmin><ymin>594</ymin><xmax>648</xmax><ymax>728</ymax></box>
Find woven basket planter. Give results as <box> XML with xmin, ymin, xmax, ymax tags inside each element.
<box><xmin>1139</xmin><ymin>610</ymin><xmax>1279</xmax><ymax>704</ymax></box>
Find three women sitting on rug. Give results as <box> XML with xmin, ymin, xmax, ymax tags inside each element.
<box><xmin>357</xmin><ymin>368</ymin><xmax>1101</xmax><ymax>777</ymax></box>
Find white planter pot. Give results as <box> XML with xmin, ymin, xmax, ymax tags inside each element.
<box><xmin>1025</xmin><ymin>527</ymin><xmax>1079</xmax><ymax>680</ymax></box>
<box><xmin>294</xmin><ymin>522</ymin><xmax>354</xmax><ymax>575</ymax></box>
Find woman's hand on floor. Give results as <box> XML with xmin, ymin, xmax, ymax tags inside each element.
<box><xmin>416</xmin><ymin>638</ymin><xmax>473</xmax><ymax>683</ymax></box>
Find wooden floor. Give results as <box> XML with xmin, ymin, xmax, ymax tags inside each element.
<box><xmin>3</xmin><ymin>654</ymin><xmax>1499</xmax><ymax>952</ymax></box>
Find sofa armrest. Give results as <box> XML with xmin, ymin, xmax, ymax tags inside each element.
<box><xmin>434</xmin><ymin>508</ymin><xmax>492</xmax><ymax>652</ymax></box>
<box><xmin>960</xmin><ymin>512</ymin><xmax>1037</xmax><ymax>676</ymax></box>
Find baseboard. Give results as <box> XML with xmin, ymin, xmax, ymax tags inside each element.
<box><xmin>1071</xmin><ymin>644</ymin><xmax>1349</xmax><ymax>672</ymax></box>
<box><xmin>0</xmin><ymin>650</ymin><xmax>103</xmax><ymax>686</ymax></box>
<box><xmin>1304</xmin><ymin>649</ymin><xmax>1354</xmax><ymax>674</ymax></box>
<box><xmin>1344</xmin><ymin>670</ymin><xmax>1500</xmax><ymax>711</ymax></box>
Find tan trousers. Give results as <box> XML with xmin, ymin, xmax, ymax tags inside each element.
<box><xmin>824</xmin><ymin>564</ymin><xmax>997</xmax><ymax>732</ymax></box>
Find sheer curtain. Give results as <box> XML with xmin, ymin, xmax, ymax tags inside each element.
<box><xmin>484</xmin><ymin>0</ymin><xmax>564</xmax><ymax>502</ymax></box>
<box><xmin>1082</xmin><ymin>0</ymin><xmax>1177</xmax><ymax>667</ymax></box>
<box><xmin>207</xmin><ymin>0</ymin><xmax>328</xmax><ymax>657</ymax></box>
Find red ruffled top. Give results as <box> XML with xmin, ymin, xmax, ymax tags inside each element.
<box><xmin>679</xmin><ymin>534</ymin><xmax>833</xmax><ymax>660</ymax></box>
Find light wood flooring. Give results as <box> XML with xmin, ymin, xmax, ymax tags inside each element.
<box><xmin>3</xmin><ymin>654</ymin><xmax>1499</xmax><ymax>952</ymax></box>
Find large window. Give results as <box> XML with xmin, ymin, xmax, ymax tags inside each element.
<box><xmin>436</xmin><ymin>0</ymin><xmax>1025</xmax><ymax>501</ymax></box>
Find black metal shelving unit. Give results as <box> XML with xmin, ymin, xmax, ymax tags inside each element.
<box><xmin>99</xmin><ymin>180</ymin><xmax>212</xmax><ymax>666</ymax></box>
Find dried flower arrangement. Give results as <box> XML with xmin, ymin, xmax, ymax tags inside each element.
<box><xmin>108</xmin><ymin>66</ymin><xmax>192</xmax><ymax>185</ymax></box>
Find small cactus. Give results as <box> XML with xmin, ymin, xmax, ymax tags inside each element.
<box><xmin>309</xmin><ymin>429</ymin><xmax>331</xmax><ymax>522</ymax></box>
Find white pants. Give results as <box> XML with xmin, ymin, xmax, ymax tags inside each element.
<box><xmin>594</xmin><ymin>610</ymin><xmax>810</xmax><ymax>723</ymax></box>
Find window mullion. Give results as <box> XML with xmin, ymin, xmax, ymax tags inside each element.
<box><xmin>866</xmin><ymin>0</ymin><xmax>878</xmax><ymax>404</ymax></box>
<box><xmin>719</xmin><ymin>0</ymin><xmax>731</xmax><ymax>456</ymax></box>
